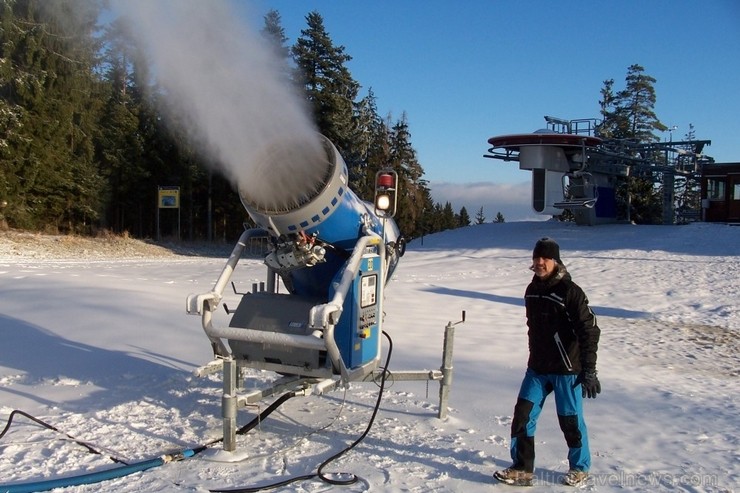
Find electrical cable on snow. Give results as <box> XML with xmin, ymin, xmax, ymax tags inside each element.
<box><xmin>193</xmin><ymin>390</ymin><xmax>302</xmax><ymax>454</ymax></box>
<box><xmin>0</xmin><ymin>332</ymin><xmax>393</xmax><ymax>493</ymax></box>
<box><xmin>0</xmin><ymin>409</ymin><xmax>127</xmax><ymax>464</ymax></box>
<box><xmin>209</xmin><ymin>330</ymin><xmax>394</xmax><ymax>493</ymax></box>
<box><xmin>0</xmin><ymin>390</ymin><xmax>301</xmax><ymax>492</ymax></box>
<box><xmin>0</xmin><ymin>410</ymin><xmax>200</xmax><ymax>493</ymax></box>
<box><xmin>206</xmin><ymin>386</ymin><xmax>350</xmax><ymax>465</ymax></box>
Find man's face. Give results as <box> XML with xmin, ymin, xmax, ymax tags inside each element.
<box><xmin>532</xmin><ymin>256</ymin><xmax>558</xmax><ymax>278</ymax></box>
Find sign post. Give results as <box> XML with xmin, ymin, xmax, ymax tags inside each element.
<box><xmin>157</xmin><ymin>186</ymin><xmax>180</xmax><ymax>241</ymax></box>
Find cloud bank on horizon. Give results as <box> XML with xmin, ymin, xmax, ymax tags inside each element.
<box><xmin>430</xmin><ymin>181</ymin><xmax>543</xmax><ymax>222</ymax></box>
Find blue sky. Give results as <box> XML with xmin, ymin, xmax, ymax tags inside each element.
<box><xmin>241</xmin><ymin>1</ymin><xmax>739</xmax><ymax>219</ymax></box>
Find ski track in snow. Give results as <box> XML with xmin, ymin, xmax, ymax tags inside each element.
<box><xmin>1</xmin><ymin>222</ymin><xmax>738</xmax><ymax>492</ymax></box>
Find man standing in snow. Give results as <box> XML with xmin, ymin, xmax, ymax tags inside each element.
<box><xmin>495</xmin><ymin>237</ymin><xmax>601</xmax><ymax>487</ymax></box>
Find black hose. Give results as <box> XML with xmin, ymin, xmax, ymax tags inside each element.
<box><xmin>210</xmin><ymin>330</ymin><xmax>393</xmax><ymax>493</ymax></box>
<box><xmin>317</xmin><ymin>330</ymin><xmax>393</xmax><ymax>485</ymax></box>
<box><xmin>0</xmin><ymin>409</ymin><xmax>127</xmax><ymax>464</ymax></box>
<box><xmin>237</xmin><ymin>392</ymin><xmax>298</xmax><ymax>436</ymax></box>
<box><xmin>0</xmin><ymin>390</ymin><xmax>301</xmax><ymax>492</ymax></box>
<box><xmin>192</xmin><ymin>390</ymin><xmax>299</xmax><ymax>454</ymax></box>
<box><xmin>2</xmin><ymin>332</ymin><xmax>393</xmax><ymax>493</ymax></box>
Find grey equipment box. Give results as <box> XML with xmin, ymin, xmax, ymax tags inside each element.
<box><xmin>228</xmin><ymin>292</ymin><xmax>330</xmax><ymax>376</ymax></box>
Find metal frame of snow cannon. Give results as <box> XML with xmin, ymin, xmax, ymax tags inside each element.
<box><xmin>186</xmin><ymin>136</ymin><xmax>459</xmax><ymax>452</ymax></box>
<box><xmin>360</xmin><ymin>311</ymin><xmax>464</xmax><ymax>420</ymax></box>
<box><xmin>187</xmin><ymin>224</ymin><xmax>390</xmax><ymax>451</ymax></box>
<box><xmin>204</xmin><ymin>227</ymin><xmax>387</xmax><ymax>383</ymax></box>
<box><xmin>187</xmin><ymin>136</ymin><xmax>395</xmax><ymax>380</ymax></box>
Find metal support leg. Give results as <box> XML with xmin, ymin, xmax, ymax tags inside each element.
<box><xmin>438</xmin><ymin>321</ymin><xmax>456</xmax><ymax>419</ymax></box>
<box><xmin>223</xmin><ymin>357</ymin><xmax>238</xmax><ymax>452</ymax></box>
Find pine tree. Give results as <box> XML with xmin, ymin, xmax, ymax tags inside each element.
<box><xmin>0</xmin><ymin>0</ymin><xmax>105</xmax><ymax>232</ymax></box>
<box><xmin>261</xmin><ymin>10</ymin><xmax>291</xmax><ymax>61</ymax></box>
<box><xmin>414</xmin><ymin>187</ymin><xmax>436</xmax><ymax>237</ymax></box>
<box><xmin>0</xmin><ymin>0</ymin><xmax>26</xmax><ymax>227</ymax></box>
<box><xmin>440</xmin><ymin>202</ymin><xmax>456</xmax><ymax>231</ymax></box>
<box><xmin>475</xmin><ymin>206</ymin><xmax>486</xmax><ymax>224</ymax></box>
<box><xmin>598</xmin><ymin>64</ymin><xmax>667</xmax><ymax>224</ymax></box>
<box><xmin>618</xmin><ymin>64</ymin><xmax>667</xmax><ymax>142</ymax></box>
<box><xmin>596</xmin><ymin>79</ymin><xmax>627</xmax><ymax>139</ymax></box>
<box><xmin>289</xmin><ymin>10</ymin><xmax>434</xmax><ymax>238</ymax></box>
<box><xmin>388</xmin><ymin>113</ymin><xmax>426</xmax><ymax>235</ymax></box>
<box><xmin>97</xmin><ymin>17</ymin><xmax>149</xmax><ymax>234</ymax></box>
<box><xmin>291</xmin><ymin>11</ymin><xmax>358</xmax><ymax>153</ymax></box>
<box><xmin>348</xmin><ymin>88</ymin><xmax>385</xmax><ymax>199</ymax></box>
<box><xmin>457</xmin><ymin>206</ymin><xmax>471</xmax><ymax>227</ymax></box>
<box><xmin>261</xmin><ymin>9</ymin><xmax>297</xmax><ymax>87</ymax></box>
<box><xmin>1</xmin><ymin>3</ymin><xmax>440</xmax><ymax>239</ymax></box>
<box><xmin>493</xmin><ymin>212</ymin><xmax>505</xmax><ymax>223</ymax></box>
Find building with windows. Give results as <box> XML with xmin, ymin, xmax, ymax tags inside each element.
<box><xmin>701</xmin><ymin>163</ymin><xmax>740</xmax><ymax>222</ymax></box>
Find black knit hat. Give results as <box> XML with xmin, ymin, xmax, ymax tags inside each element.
<box><xmin>533</xmin><ymin>237</ymin><xmax>561</xmax><ymax>262</ymax></box>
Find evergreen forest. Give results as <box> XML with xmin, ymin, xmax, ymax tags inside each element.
<box><xmin>1</xmin><ymin>1</ymin><xmax>679</xmax><ymax>242</ymax></box>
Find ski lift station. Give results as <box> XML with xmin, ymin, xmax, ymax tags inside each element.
<box><xmin>484</xmin><ymin>116</ymin><xmax>738</xmax><ymax>225</ymax></box>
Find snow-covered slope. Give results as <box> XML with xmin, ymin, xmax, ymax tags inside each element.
<box><xmin>1</xmin><ymin>221</ymin><xmax>738</xmax><ymax>492</ymax></box>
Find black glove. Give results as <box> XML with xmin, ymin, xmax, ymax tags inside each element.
<box><xmin>578</xmin><ymin>370</ymin><xmax>601</xmax><ymax>399</ymax></box>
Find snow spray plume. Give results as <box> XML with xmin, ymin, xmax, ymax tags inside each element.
<box><xmin>113</xmin><ymin>0</ymin><xmax>326</xmax><ymax>213</ymax></box>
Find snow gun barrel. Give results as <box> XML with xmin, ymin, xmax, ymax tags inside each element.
<box><xmin>238</xmin><ymin>135</ymin><xmax>402</xmax><ymax>297</ymax></box>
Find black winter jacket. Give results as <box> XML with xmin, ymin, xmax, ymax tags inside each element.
<box><xmin>524</xmin><ymin>265</ymin><xmax>600</xmax><ymax>375</ymax></box>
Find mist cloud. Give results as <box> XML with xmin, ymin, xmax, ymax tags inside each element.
<box><xmin>114</xmin><ymin>0</ymin><xmax>326</xmax><ymax>211</ymax></box>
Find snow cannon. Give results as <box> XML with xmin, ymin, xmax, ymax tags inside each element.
<box><xmin>187</xmin><ymin>135</ymin><xmax>405</xmax><ymax>387</ymax></box>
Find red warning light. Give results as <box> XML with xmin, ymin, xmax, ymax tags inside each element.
<box><xmin>377</xmin><ymin>173</ymin><xmax>394</xmax><ymax>188</ymax></box>
<box><xmin>374</xmin><ymin>169</ymin><xmax>398</xmax><ymax>217</ymax></box>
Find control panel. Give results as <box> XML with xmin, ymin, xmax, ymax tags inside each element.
<box><xmin>333</xmin><ymin>250</ymin><xmax>381</xmax><ymax>369</ymax></box>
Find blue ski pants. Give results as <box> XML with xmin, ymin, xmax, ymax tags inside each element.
<box><xmin>509</xmin><ymin>368</ymin><xmax>591</xmax><ymax>472</ymax></box>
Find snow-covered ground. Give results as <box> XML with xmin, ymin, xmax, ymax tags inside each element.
<box><xmin>1</xmin><ymin>221</ymin><xmax>738</xmax><ymax>492</ymax></box>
